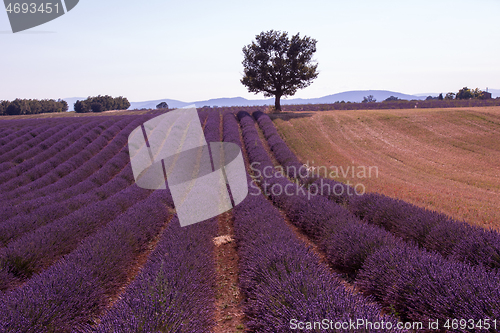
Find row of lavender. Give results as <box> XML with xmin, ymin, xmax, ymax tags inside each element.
<box><xmin>0</xmin><ymin>187</ymin><xmax>172</xmax><ymax>332</ymax></box>
<box><xmin>0</xmin><ymin>116</ymin><xmax>157</xmax><ymax>291</ymax></box>
<box><xmin>0</xmin><ymin>117</ymin><xmax>130</xmax><ymax>199</ymax></box>
<box><xmin>0</xmin><ymin>122</ymin><xmax>76</xmax><ymax>167</ymax></box>
<box><xmin>224</xmin><ymin>112</ymin><xmax>405</xmax><ymax>332</ymax></box>
<box><xmin>94</xmin><ymin>214</ymin><xmax>218</xmax><ymax>333</ymax></box>
<box><xmin>90</xmin><ymin>109</ymin><xmax>222</xmax><ymax>332</ymax></box>
<box><xmin>0</xmin><ymin>112</ymin><xmax>218</xmax><ymax>331</ymax></box>
<box><xmin>0</xmin><ymin>118</ymin><xmax>130</xmax><ymax>213</ymax></box>
<box><xmin>254</xmin><ymin>110</ymin><xmax>500</xmax><ymax>271</ymax></box>
<box><xmin>238</xmin><ymin>111</ymin><xmax>500</xmax><ymax>331</ymax></box>
<box><xmin>0</xmin><ymin>119</ymin><xmax>85</xmax><ymax>174</ymax></box>
<box><xmin>0</xmin><ymin>116</ymin><xmax>147</xmax><ymax>228</ymax></box>
<box><xmin>0</xmin><ymin>118</ymin><xmax>101</xmax><ymax>175</ymax></box>
<box><xmin>0</xmin><ymin>119</ymin><xmax>149</xmax><ymax>246</ymax></box>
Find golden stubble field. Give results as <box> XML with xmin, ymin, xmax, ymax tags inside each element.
<box><xmin>272</xmin><ymin>106</ymin><xmax>500</xmax><ymax>229</ymax></box>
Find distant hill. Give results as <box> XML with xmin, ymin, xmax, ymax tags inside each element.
<box><xmin>126</xmin><ymin>90</ymin><xmax>428</xmax><ymax>110</ymax></box>
<box><xmin>301</xmin><ymin>90</ymin><xmax>425</xmax><ymax>104</ymax></box>
<box><xmin>63</xmin><ymin>89</ymin><xmax>499</xmax><ymax>111</ymax></box>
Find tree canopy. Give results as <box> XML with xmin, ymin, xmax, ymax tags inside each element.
<box><xmin>241</xmin><ymin>30</ymin><xmax>319</xmax><ymax>111</ymax></box>
<box><xmin>74</xmin><ymin>95</ymin><xmax>130</xmax><ymax>113</ymax></box>
<box><xmin>0</xmin><ymin>98</ymin><xmax>68</xmax><ymax>116</ymax></box>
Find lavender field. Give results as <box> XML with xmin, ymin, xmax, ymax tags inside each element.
<box><xmin>0</xmin><ymin>109</ymin><xmax>499</xmax><ymax>333</ymax></box>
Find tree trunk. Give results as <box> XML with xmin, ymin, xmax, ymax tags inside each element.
<box><xmin>274</xmin><ymin>94</ymin><xmax>282</xmax><ymax>112</ymax></box>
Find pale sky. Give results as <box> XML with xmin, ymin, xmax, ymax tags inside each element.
<box><xmin>1</xmin><ymin>0</ymin><xmax>499</xmax><ymax>102</ymax></box>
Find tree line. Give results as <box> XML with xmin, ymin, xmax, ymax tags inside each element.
<box><xmin>360</xmin><ymin>87</ymin><xmax>494</xmax><ymax>104</ymax></box>
<box><xmin>0</xmin><ymin>99</ymin><xmax>68</xmax><ymax>116</ymax></box>
<box><xmin>74</xmin><ymin>95</ymin><xmax>130</xmax><ymax>113</ymax></box>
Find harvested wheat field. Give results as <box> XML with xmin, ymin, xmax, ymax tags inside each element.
<box><xmin>272</xmin><ymin>106</ymin><xmax>500</xmax><ymax>229</ymax></box>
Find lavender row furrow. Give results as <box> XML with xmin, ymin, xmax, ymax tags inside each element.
<box><xmin>0</xmin><ymin>119</ymin><xmax>118</xmax><ymax>193</ymax></box>
<box><xmin>0</xmin><ymin>126</ymin><xmax>37</xmax><ymax>148</ymax></box>
<box><xmin>0</xmin><ymin>119</ymin><xmax>115</xmax><ymax>196</ymax></box>
<box><xmin>0</xmin><ymin>116</ymin><xmax>147</xmax><ymax>209</ymax></box>
<box><xmin>0</xmin><ymin>139</ymin><xmax>132</xmax><ymax>224</ymax></box>
<box><xmin>203</xmin><ymin>110</ymin><xmax>221</xmax><ymax>142</ymax></box>
<box><xmin>253</xmin><ymin>111</ymin><xmax>303</xmax><ymax>171</ymax></box>
<box><xmin>0</xmin><ymin>126</ymin><xmax>50</xmax><ymax>160</ymax></box>
<box><xmin>0</xmin><ymin>124</ymin><xmax>63</xmax><ymax>164</ymax></box>
<box><xmin>0</xmin><ymin>117</ymin><xmax>134</xmax><ymax>199</ymax></box>
<box><xmin>223</xmin><ymin>113</ymin><xmax>403</xmax><ymax>332</ymax></box>
<box><xmin>12</xmin><ymin>117</ymin><xmax>139</xmax><ymax>200</ymax></box>
<box><xmin>348</xmin><ymin>192</ymin><xmax>500</xmax><ymax>270</ymax></box>
<box><xmin>0</xmin><ymin>146</ymin><xmax>131</xmax><ymax>221</ymax></box>
<box><xmin>0</xmin><ymin>128</ymin><xmax>15</xmax><ymax>139</ymax></box>
<box><xmin>238</xmin><ymin>111</ymin><xmax>500</xmax><ymax>331</ymax></box>
<box><xmin>0</xmin><ymin>160</ymin><xmax>133</xmax><ymax>248</ymax></box>
<box><xmin>254</xmin><ymin>111</ymin><xmax>500</xmax><ymax>271</ymax></box>
<box><xmin>0</xmin><ymin>182</ymin><xmax>150</xmax><ymax>292</ymax></box>
<box><xmin>0</xmin><ymin>120</ymin><xmax>101</xmax><ymax>189</ymax></box>
<box><xmin>0</xmin><ymin>123</ymin><xmax>71</xmax><ymax>167</ymax></box>
<box><xmin>0</xmin><ymin>189</ymin><xmax>173</xmax><ymax>332</ymax></box>
<box><xmin>94</xmin><ymin>215</ymin><xmax>217</xmax><ymax>333</ymax></box>
<box><xmin>0</xmin><ymin>122</ymin><xmax>84</xmax><ymax>182</ymax></box>
<box><xmin>235</xmin><ymin>191</ymin><xmax>403</xmax><ymax>333</ymax></box>
<box><xmin>253</xmin><ymin>111</ymin><xmax>352</xmax><ymax>204</ymax></box>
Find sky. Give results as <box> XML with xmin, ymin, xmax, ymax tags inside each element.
<box><xmin>1</xmin><ymin>0</ymin><xmax>499</xmax><ymax>103</ymax></box>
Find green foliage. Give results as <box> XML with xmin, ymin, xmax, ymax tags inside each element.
<box><xmin>0</xmin><ymin>98</ymin><xmax>68</xmax><ymax>116</ymax></box>
<box><xmin>456</xmin><ymin>87</ymin><xmax>488</xmax><ymax>100</ymax></box>
<box><xmin>0</xmin><ymin>100</ymin><xmax>10</xmax><ymax>116</ymax></box>
<box><xmin>438</xmin><ymin>93</ymin><xmax>444</xmax><ymax>100</ymax></box>
<box><xmin>384</xmin><ymin>96</ymin><xmax>399</xmax><ymax>102</ymax></box>
<box><xmin>74</xmin><ymin>100</ymin><xmax>90</xmax><ymax>113</ymax></box>
<box><xmin>456</xmin><ymin>87</ymin><xmax>474</xmax><ymax>100</ymax></box>
<box><xmin>74</xmin><ymin>95</ymin><xmax>130</xmax><ymax>113</ymax></box>
<box><xmin>6</xmin><ymin>99</ymin><xmax>31</xmax><ymax>115</ymax></box>
<box><xmin>91</xmin><ymin>102</ymin><xmax>105</xmax><ymax>113</ymax></box>
<box><xmin>241</xmin><ymin>30</ymin><xmax>319</xmax><ymax>111</ymax></box>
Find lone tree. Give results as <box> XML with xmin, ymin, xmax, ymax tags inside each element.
<box><xmin>241</xmin><ymin>30</ymin><xmax>319</xmax><ymax>112</ymax></box>
<box><xmin>362</xmin><ymin>95</ymin><xmax>376</xmax><ymax>103</ymax></box>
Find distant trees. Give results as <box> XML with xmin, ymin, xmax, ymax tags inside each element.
<box><xmin>445</xmin><ymin>92</ymin><xmax>456</xmax><ymax>100</ymax></box>
<box><xmin>384</xmin><ymin>96</ymin><xmax>399</xmax><ymax>102</ymax></box>
<box><xmin>456</xmin><ymin>87</ymin><xmax>474</xmax><ymax>100</ymax></box>
<box><xmin>455</xmin><ymin>87</ymin><xmax>490</xmax><ymax>100</ymax></box>
<box><xmin>0</xmin><ymin>100</ymin><xmax>10</xmax><ymax>116</ymax></box>
<box><xmin>362</xmin><ymin>95</ymin><xmax>376</xmax><ymax>103</ymax></box>
<box><xmin>74</xmin><ymin>95</ymin><xmax>130</xmax><ymax>113</ymax></box>
<box><xmin>74</xmin><ymin>100</ymin><xmax>90</xmax><ymax>113</ymax></box>
<box><xmin>0</xmin><ymin>98</ymin><xmax>68</xmax><ymax>116</ymax></box>
<box><xmin>156</xmin><ymin>102</ymin><xmax>169</xmax><ymax>109</ymax></box>
<box><xmin>241</xmin><ymin>30</ymin><xmax>319</xmax><ymax>112</ymax></box>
